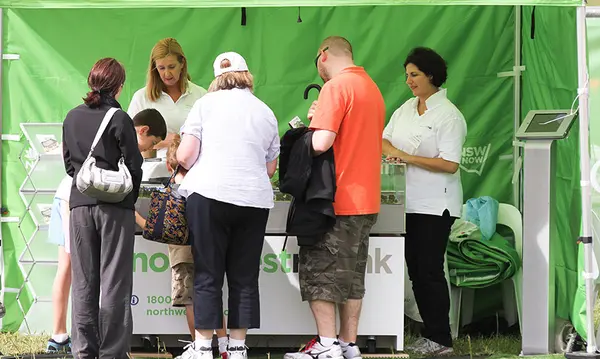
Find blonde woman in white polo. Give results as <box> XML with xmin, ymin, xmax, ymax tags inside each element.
<box><xmin>127</xmin><ymin>38</ymin><xmax>229</xmax><ymax>357</ymax></box>
<box><xmin>382</xmin><ymin>47</ymin><xmax>467</xmax><ymax>357</ymax></box>
<box><xmin>128</xmin><ymin>38</ymin><xmax>207</xmax><ymax>175</ymax></box>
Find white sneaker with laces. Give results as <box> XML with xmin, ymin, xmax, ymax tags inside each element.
<box><xmin>227</xmin><ymin>346</ymin><xmax>248</xmax><ymax>359</ymax></box>
<box><xmin>284</xmin><ymin>337</ymin><xmax>344</xmax><ymax>359</ymax></box>
<box><xmin>175</xmin><ymin>341</ymin><xmax>214</xmax><ymax>359</ymax></box>
<box><xmin>341</xmin><ymin>343</ymin><xmax>362</xmax><ymax>359</ymax></box>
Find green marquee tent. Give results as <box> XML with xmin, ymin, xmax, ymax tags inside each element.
<box><xmin>0</xmin><ymin>0</ymin><xmax>594</xmax><ymax>355</ymax></box>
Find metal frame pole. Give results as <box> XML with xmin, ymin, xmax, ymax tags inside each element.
<box><xmin>566</xmin><ymin>3</ymin><xmax>600</xmax><ymax>358</ymax></box>
<box><xmin>577</xmin><ymin>2</ymin><xmax>597</xmax><ymax>354</ymax></box>
<box><xmin>0</xmin><ymin>7</ymin><xmax>5</xmax><ymax>329</ymax></box>
<box><xmin>514</xmin><ymin>5</ymin><xmax>523</xmax><ymax>211</ymax></box>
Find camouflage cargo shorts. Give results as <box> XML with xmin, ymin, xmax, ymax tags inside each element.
<box><xmin>171</xmin><ymin>263</ymin><xmax>194</xmax><ymax>307</ymax></box>
<box><xmin>299</xmin><ymin>214</ymin><xmax>378</xmax><ymax>303</ymax></box>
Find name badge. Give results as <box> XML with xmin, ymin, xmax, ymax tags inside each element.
<box><xmin>407</xmin><ymin>134</ymin><xmax>422</xmax><ymax>155</ymax></box>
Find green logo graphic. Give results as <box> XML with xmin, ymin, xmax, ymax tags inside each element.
<box><xmin>133</xmin><ymin>252</ymin><xmax>170</xmax><ymax>273</ymax></box>
<box><xmin>259</xmin><ymin>248</ymin><xmax>392</xmax><ymax>274</ymax></box>
<box><xmin>133</xmin><ymin>248</ymin><xmax>393</xmax><ymax>274</ymax></box>
<box><xmin>460</xmin><ymin>143</ymin><xmax>491</xmax><ymax>176</ymax></box>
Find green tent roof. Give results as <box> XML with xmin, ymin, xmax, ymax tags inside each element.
<box><xmin>0</xmin><ymin>0</ymin><xmax>582</xmax><ymax>8</ymax></box>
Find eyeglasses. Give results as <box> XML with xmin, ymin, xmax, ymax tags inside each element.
<box><xmin>314</xmin><ymin>47</ymin><xmax>329</xmax><ymax>68</ymax></box>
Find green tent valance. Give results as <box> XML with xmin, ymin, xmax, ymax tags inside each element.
<box><xmin>0</xmin><ymin>0</ymin><xmax>582</xmax><ymax>8</ymax></box>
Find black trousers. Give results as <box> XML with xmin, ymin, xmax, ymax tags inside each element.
<box><xmin>186</xmin><ymin>193</ymin><xmax>269</xmax><ymax>330</ymax></box>
<box><xmin>70</xmin><ymin>205</ymin><xmax>135</xmax><ymax>359</ymax></box>
<box><xmin>405</xmin><ymin>209</ymin><xmax>455</xmax><ymax>348</ymax></box>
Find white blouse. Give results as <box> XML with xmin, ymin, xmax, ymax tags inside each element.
<box><xmin>383</xmin><ymin>88</ymin><xmax>467</xmax><ymax>218</ymax></box>
<box><xmin>178</xmin><ymin>88</ymin><xmax>280</xmax><ymax>209</ymax></box>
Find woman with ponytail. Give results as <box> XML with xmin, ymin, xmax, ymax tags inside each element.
<box><xmin>62</xmin><ymin>57</ymin><xmax>143</xmax><ymax>359</ymax></box>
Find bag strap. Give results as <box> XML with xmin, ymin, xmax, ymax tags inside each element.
<box><xmin>165</xmin><ymin>165</ymin><xmax>180</xmax><ymax>190</ymax></box>
<box><xmin>86</xmin><ymin>107</ymin><xmax>119</xmax><ymax>159</ymax></box>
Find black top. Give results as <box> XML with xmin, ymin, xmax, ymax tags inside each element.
<box><xmin>62</xmin><ymin>97</ymin><xmax>143</xmax><ymax>210</ymax></box>
<box><xmin>279</xmin><ymin>127</ymin><xmax>336</xmax><ymax>246</ymax></box>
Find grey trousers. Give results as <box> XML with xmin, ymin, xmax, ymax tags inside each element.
<box><xmin>69</xmin><ymin>205</ymin><xmax>135</xmax><ymax>359</ymax></box>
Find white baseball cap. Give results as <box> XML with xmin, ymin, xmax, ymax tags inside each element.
<box><xmin>213</xmin><ymin>52</ymin><xmax>249</xmax><ymax>77</ymax></box>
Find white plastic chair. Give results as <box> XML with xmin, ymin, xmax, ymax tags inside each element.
<box><xmin>447</xmin><ymin>203</ymin><xmax>523</xmax><ymax>338</ymax></box>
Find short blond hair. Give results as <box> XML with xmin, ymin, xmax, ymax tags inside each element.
<box><xmin>319</xmin><ymin>36</ymin><xmax>353</xmax><ymax>59</ymax></box>
<box><xmin>208</xmin><ymin>59</ymin><xmax>254</xmax><ymax>93</ymax></box>
<box><xmin>146</xmin><ymin>38</ymin><xmax>191</xmax><ymax>102</ymax></box>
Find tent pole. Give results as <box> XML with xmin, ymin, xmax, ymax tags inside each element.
<box><xmin>566</xmin><ymin>3</ymin><xmax>599</xmax><ymax>358</ymax></box>
<box><xmin>0</xmin><ymin>7</ymin><xmax>5</xmax><ymax>331</ymax></box>
<box><xmin>577</xmin><ymin>2</ymin><xmax>597</xmax><ymax>354</ymax></box>
<box><xmin>514</xmin><ymin>4</ymin><xmax>523</xmax><ymax>211</ymax></box>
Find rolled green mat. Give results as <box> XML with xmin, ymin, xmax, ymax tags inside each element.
<box><xmin>447</xmin><ymin>229</ymin><xmax>520</xmax><ymax>289</ymax></box>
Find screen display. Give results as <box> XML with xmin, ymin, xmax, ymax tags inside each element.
<box><xmin>524</xmin><ymin>113</ymin><xmax>567</xmax><ymax>133</ymax></box>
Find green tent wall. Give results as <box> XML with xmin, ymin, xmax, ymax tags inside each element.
<box><xmin>0</xmin><ymin>0</ymin><xmax>584</xmax><ymax>344</ymax></box>
<box><xmin>0</xmin><ymin>0</ymin><xmax>584</xmax><ymax>8</ymax></box>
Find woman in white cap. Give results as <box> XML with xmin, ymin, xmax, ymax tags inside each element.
<box><xmin>175</xmin><ymin>52</ymin><xmax>280</xmax><ymax>359</ymax></box>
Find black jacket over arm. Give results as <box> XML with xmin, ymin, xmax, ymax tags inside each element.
<box><xmin>62</xmin><ymin>98</ymin><xmax>143</xmax><ymax>210</ymax></box>
<box><xmin>278</xmin><ymin>127</ymin><xmax>336</xmax><ymax>246</ymax></box>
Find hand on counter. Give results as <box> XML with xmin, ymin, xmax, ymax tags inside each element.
<box><xmin>153</xmin><ymin>132</ymin><xmax>177</xmax><ymax>150</ymax></box>
<box><xmin>386</xmin><ymin>149</ymin><xmax>412</xmax><ymax>164</ymax></box>
<box><xmin>141</xmin><ymin>149</ymin><xmax>157</xmax><ymax>159</ymax></box>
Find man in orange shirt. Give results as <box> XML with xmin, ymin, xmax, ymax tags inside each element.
<box><xmin>284</xmin><ymin>36</ymin><xmax>385</xmax><ymax>359</ymax></box>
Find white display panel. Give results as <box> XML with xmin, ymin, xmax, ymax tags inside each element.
<box><xmin>131</xmin><ymin>236</ymin><xmax>405</xmax><ymax>350</ymax></box>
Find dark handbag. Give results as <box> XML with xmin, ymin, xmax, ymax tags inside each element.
<box><xmin>142</xmin><ymin>167</ymin><xmax>189</xmax><ymax>245</ymax></box>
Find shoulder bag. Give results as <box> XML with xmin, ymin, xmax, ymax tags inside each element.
<box><xmin>76</xmin><ymin>107</ymin><xmax>134</xmax><ymax>203</ymax></box>
<box><xmin>142</xmin><ymin>166</ymin><xmax>189</xmax><ymax>245</ymax></box>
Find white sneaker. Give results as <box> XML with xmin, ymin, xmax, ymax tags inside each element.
<box><xmin>175</xmin><ymin>342</ymin><xmax>214</xmax><ymax>359</ymax></box>
<box><xmin>406</xmin><ymin>337</ymin><xmax>428</xmax><ymax>351</ymax></box>
<box><xmin>407</xmin><ymin>338</ymin><xmax>453</xmax><ymax>356</ymax></box>
<box><xmin>341</xmin><ymin>343</ymin><xmax>362</xmax><ymax>359</ymax></box>
<box><xmin>227</xmin><ymin>346</ymin><xmax>248</xmax><ymax>359</ymax></box>
<box><xmin>284</xmin><ymin>337</ymin><xmax>344</xmax><ymax>359</ymax></box>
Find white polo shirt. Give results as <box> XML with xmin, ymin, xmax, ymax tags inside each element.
<box><xmin>127</xmin><ymin>81</ymin><xmax>207</xmax><ymax>180</ymax></box>
<box><xmin>178</xmin><ymin>88</ymin><xmax>280</xmax><ymax>209</ymax></box>
<box><xmin>128</xmin><ymin>81</ymin><xmax>208</xmax><ymax>134</ymax></box>
<box><xmin>383</xmin><ymin>88</ymin><xmax>467</xmax><ymax>218</ymax></box>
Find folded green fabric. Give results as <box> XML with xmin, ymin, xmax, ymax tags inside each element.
<box><xmin>447</xmin><ymin>220</ymin><xmax>521</xmax><ymax>289</ymax></box>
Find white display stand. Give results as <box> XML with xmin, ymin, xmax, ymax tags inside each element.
<box><xmin>17</xmin><ymin>123</ymin><xmax>68</xmax><ymax>334</ymax></box>
<box><xmin>131</xmin><ymin>235</ymin><xmax>405</xmax><ymax>350</ymax></box>
<box><xmin>515</xmin><ymin>109</ymin><xmax>577</xmax><ymax>355</ymax></box>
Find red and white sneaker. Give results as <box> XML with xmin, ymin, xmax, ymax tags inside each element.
<box><xmin>284</xmin><ymin>337</ymin><xmax>344</xmax><ymax>359</ymax></box>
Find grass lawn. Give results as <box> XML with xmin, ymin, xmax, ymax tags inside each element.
<box><xmin>1</xmin><ymin>303</ymin><xmax>598</xmax><ymax>359</ymax></box>
<box><xmin>0</xmin><ymin>332</ymin><xmax>546</xmax><ymax>359</ymax></box>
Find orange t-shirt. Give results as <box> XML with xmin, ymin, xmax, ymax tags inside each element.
<box><xmin>309</xmin><ymin>66</ymin><xmax>385</xmax><ymax>216</ymax></box>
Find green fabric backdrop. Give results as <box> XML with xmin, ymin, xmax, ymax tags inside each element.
<box><xmin>521</xmin><ymin>5</ymin><xmax>583</xmax><ymax>338</ymax></box>
<box><xmin>0</xmin><ymin>4</ymin><xmax>580</xmax><ymax>336</ymax></box>
<box><xmin>0</xmin><ymin>0</ymin><xmax>582</xmax><ymax>9</ymax></box>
